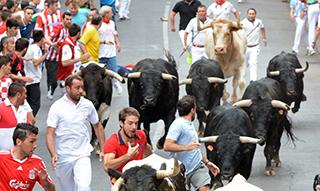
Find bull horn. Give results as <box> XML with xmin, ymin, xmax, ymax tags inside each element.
<box><xmin>197</xmin><ymin>18</ymin><xmax>213</xmax><ymax>31</ymax></box>
<box><xmin>295</xmin><ymin>62</ymin><xmax>309</xmax><ymax>73</ymax></box>
<box><xmin>156</xmin><ymin>158</ymin><xmax>180</xmax><ymax>179</ymax></box>
<box><xmin>127</xmin><ymin>72</ymin><xmax>141</xmax><ymax>78</ymax></box>
<box><xmin>199</xmin><ymin>136</ymin><xmax>219</xmax><ymax>143</ymax></box>
<box><xmin>239</xmin><ymin>136</ymin><xmax>261</xmax><ymax>144</ymax></box>
<box><xmin>104</xmin><ymin>69</ymin><xmax>125</xmax><ymax>83</ymax></box>
<box><xmin>179</xmin><ymin>78</ymin><xmax>192</xmax><ymax>85</ymax></box>
<box><xmin>233</xmin><ymin>99</ymin><xmax>252</xmax><ymax>107</ymax></box>
<box><xmin>267</xmin><ymin>70</ymin><xmax>280</xmax><ymax>76</ymax></box>
<box><xmin>207</xmin><ymin>77</ymin><xmax>227</xmax><ymax>84</ymax></box>
<box><xmin>112</xmin><ymin>177</ymin><xmax>124</xmax><ymax>191</ymax></box>
<box><xmin>162</xmin><ymin>73</ymin><xmax>177</xmax><ymax>80</ymax></box>
<box><xmin>271</xmin><ymin>100</ymin><xmax>290</xmax><ymax>111</ymax></box>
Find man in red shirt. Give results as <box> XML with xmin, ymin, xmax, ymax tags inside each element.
<box><xmin>0</xmin><ymin>123</ymin><xmax>55</xmax><ymax>191</ymax></box>
<box><xmin>57</xmin><ymin>23</ymin><xmax>89</xmax><ymax>94</ymax></box>
<box><xmin>103</xmin><ymin>107</ymin><xmax>153</xmax><ymax>173</ymax></box>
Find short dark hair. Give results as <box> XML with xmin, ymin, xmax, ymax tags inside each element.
<box><xmin>47</xmin><ymin>0</ymin><xmax>58</xmax><ymax>6</ymax></box>
<box><xmin>21</xmin><ymin>1</ymin><xmax>30</xmax><ymax>10</ymax></box>
<box><xmin>197</xmin><ymin>4</ymin><xmax>206</xmax><ymax>10</ymax></box>
<box><xmin>91</xmin><ymin>14</ymin><xmax>102</xmax><ymax>25</ymax></box>
<box><xmin>247</xmin><ymin>8</ymin><xmax>257</xmax><ymax>14</ymax></box>
<box><xmin>177</xmin><ymin>95</ymin><xmax>196</xmax><ymax>116</ymax></box>
<box><xmin>0</xmin><ymin>55</ymin><xmax>10</xmax><ymax>69</ymax></box>
<box><xmin>69</xmin><ymin>23</ymin><xmax>81</xmax><ymax>37</ymax></box>
<box><xmin>63</xmin><ymin>11</ymin><xmax>72</xmax><ymax>19</ymax></box>
<box><xmin>15</xmin><ymin>38</ymin><xmax>29</xmax><ymax>52</ymax></box>
<box><xmin>8</xmin><ymin>82</ymin><xmax>25</xmax><ymax>97</ymax></box>
<box><xmin>32</xmin><ymin>30</ymin><xmax>44</xmax><ymax>43</ymax></box>
<box><xmin>12</xmin><ymin>123</ymin><xmax>38</xmax><ymax>145</ymax></box>
<box><xmin>6</xmin><ymin>18</ymin><xmax>20</xmax><ymax>28</ymax></box>
<box><xmin>1</xmin><ymin>10</ymin><xmax>11</xmax><ymax>22</ymax></box>
<box><xmin>119</xmin><ymin>107</ymin><xmax>140</xmax><ymax>122</ymax></box>
<box><xmin>6</xmin><ymin>0</ymin><xmax>15</xmax><ymax>10</ymax></box>
<box><xmin>65</xmin><ymin>75</ymin><xmax>83</xmax><ymax>88</ymax></box>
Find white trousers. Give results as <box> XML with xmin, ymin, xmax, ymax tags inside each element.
<box><xmin>118</xmin><ymin>0</ymin><xmax>131</xmax><ymax>18</ymax></box>
<box><xmin>179</xmin><ymin>30</ymin><xmax>191</xmax><ymax>48</ymax></box>
<box><xmin>292</xmin><ymin>16</ymin><xmax>308</xmax><ymax>53</ymax></box>
<box><xmin>191</xmin><ymin>46</ymin><xmax>207</xmax><ymax>64</ymax></box>
<box><xmin>307</xmin><ymin>3</ymin><xmax>319</xmax><ymax>50</ymax></box>
<box><xmin>246</xmin><ymin>45</ymin><xmax>260</xmax><ymax>81</ymax></box>
<box><xmin>56</xmin><ymin>156</ymin><xmax>92</xmax><ymax>191</ymax></box>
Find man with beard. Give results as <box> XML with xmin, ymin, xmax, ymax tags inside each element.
<box><xmin>103</xmin><ymin>107</ymin><xmax>153</xmax><ymax>174</ymax></box>
<box><xmin>46</xmin><ymin>75</ymin><xmax>105</xmax><ymax>191</ymax></box>
<box><xmin>164</xmin><ymin>95</ymin><xmax>220</xmax><ymax>191</ymax></box>
<box><xmin>0</xmin><ymin>123</ymin><xmax>56</xmax><ymax>191</ymax></box>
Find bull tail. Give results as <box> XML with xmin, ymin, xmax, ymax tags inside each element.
<box><xmin>282</xmin><ymin>115</ymin><xmax>297</xmax><ymax>147</ymax></box>
<box><xmin>164</xmin><ymin>49</ymin><xmax>177</xmax><ymax>68</ymax></box>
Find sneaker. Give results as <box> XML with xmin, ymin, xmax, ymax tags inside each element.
<box><xmin>124</xmin><ymin>16</ymin><xmax>130</xmax><ymax>20</ymax></box>
<box><xmin>47</xmin><ymin>91</ymin><xmax>53</xmax><ymax>100</ymax></box>
<box><xmin>291</xmin><ymin>50</ymin><xmax>297</xmax><ymax>55</ymax></box>
<box><xmin>309</xmin><ymin>49</ymin><xmax>316</xmax><ymax>56</ymax></box>
<box><xmin>119</xmin><ymin>17</ymin><xmax>126</xmax><ymax>21</ymax></box>
<box><xmin>238</xmin><ymin>0</ymin><xmax>242</xmax><ymax>3</ymax></box>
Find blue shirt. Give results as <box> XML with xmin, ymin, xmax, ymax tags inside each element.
<box><xmin>71</xmin><ymin>8</ymin><xmax>89</xmax><ymax>29</ymax></box>
<box><xmin>166</xmin><ymin>117</ymin><xmax>202</xmax><ymax>174</ymax></box>
<box><xmin>20</xmin><ymin>21</ymin><xmax>36</xmax><ymax>39</ymax></box>
<box><xmin>100</xmin><ymin>0</ymin><xmax>115</xmax><ymax>5</ymax></box>
<box><xmin>290</xmin><ymin>0</ymin><xmax>305</xmax><ymax>17</ymax></box>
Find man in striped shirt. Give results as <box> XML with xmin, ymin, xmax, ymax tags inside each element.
<box><xmin>35</xmin><ymin>0</ymin><xmax>63</xmax><ymax>100</ymax></box>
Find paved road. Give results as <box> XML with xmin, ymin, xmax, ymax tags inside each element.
<box><xmin>33</xmin><ymin>0</ymin><xmax>320</xmax><ymax>190</ymax></box>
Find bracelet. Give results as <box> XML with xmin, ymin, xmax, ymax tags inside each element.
<box><xmin>204</xmin><ymin>160</ymin><xmax>210</xmax><ymax>165</ymax></box>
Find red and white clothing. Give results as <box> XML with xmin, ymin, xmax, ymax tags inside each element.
<box><xmin>58</xmin><ymin>36</ymin><xmax>76</xmax><ymax>81</ymax></box>
<box><xmin>207</xmin><ymin>1</ymin><xmax>237</xmax><ymax>20</ymax></box>
<box><xmin>99</xmin><ymin>20</ymin><xmax>117</xmax><ymax>58</ymax></box>
<box><xmin>35</xmin><ymin>9</ymin><xmax>64</xmax><ymax>61</ymax></box>
<box><xmin>0</xmin><ymin>76</ymin><xmax>12</xmax><ymax>103</ymax></box>
<box><xmin>0</xmin><ymin>150</ymin><xmax>53</xmax><ymax>191</ymax></box>
<box><xmin>104</xmin><ymin>130</ymin><xmax>147</xmax><ymax>172</ymax></box>
<box><xmin>0</xmin><ymin>99</ymin><xmax>32</xmax><ymax>150</ymax></box>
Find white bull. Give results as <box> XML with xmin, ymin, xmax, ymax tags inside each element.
<box><xmin>198</xmin><ymin>18</ymin><xmax>247</xmax><ymax>103</ymax></box>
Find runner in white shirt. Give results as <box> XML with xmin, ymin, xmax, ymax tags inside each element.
<box><xmin>184</xmin><ymin>5</ymin><xmax>212</xmax><ymax>63</ymax></box>
<box><xmin>207</xmin><ymin>0</ymin><xmax>240</xmax><ymax>20</ymax></box>
<box><xmin>241</xmin><ymin>8</ymin><xmax>267</xmax><ymax>82</ymax></box>
<box><xmin>46</xmin><ymin>75</ymin><xmax>105</xmax><ymax>191</ymax></box>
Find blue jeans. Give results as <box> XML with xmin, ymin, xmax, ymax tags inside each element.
<box><xmin>99</xmin><ymin>57</ymin><xmax>118</xmax><ymax>72</ymax></box>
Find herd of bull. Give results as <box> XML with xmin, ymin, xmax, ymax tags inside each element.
<box><xmin>77</xmin><ymin>19</ymin><xmax>309</xmax><ymax>191</ymax></box>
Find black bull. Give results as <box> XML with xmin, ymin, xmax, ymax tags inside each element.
<box><xmin>126</xmin><ymin>51</ymin><xmax>179</xmax><ymax>149</ymax></box>
<box><xmin>199</xmin><ymin>104</ymin><xmax>260</xmax><ymax>188</ymax></box>
<box><xmin>79</xmin><ymin>63</ymin><xmax>125</xmax><ymax>147</ymax></box>
<box><xmin>179</xmin><ymin>58</ymin><xmax>226</xmax><ymax>136</ymax></box>
<box><xmin>233</xmin><ymin>77</ymin><xmax>296</xmax><ymax>176</ymax></box>
<box><xmin>267</xmin><ymin>51</ymin><xmax>308</xmax><ymax>113</ymax></box>
<box><xmin>108</xmin><ymin>159</ymin><xmax>187</xmax><ymax>191</ymax></box>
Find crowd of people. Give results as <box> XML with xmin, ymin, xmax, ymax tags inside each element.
<box><xmin>0</xmin><ymin>0</ymin><xmax>314</xmax><ymax>190</ymax></box>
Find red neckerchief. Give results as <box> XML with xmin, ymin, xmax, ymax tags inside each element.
<box><xmin>103</xmin><ymin>18</ymin><xmax>110</xmax><ymax>24</ymax></box>
<box><xmin>67</xmin><ymin>36</ymin><xmax>76</xmax><ymax>46</ymax></box>
<box><xmin>216</xmin><ymin>0</ymin><xmax>226</xmax><ymax>6</ymax></box>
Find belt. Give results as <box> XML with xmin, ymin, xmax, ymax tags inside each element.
<box><xmin>247</xmin><ymin>43</ymin><xmax>259</xmax><ymax>48</ymax></box>
<box><xmin>192</xmin><ymin>44</ymin><xmax>205</xmax><ymax>48</ymax></box>
<box><xmin>307</xmin><ymin>1</ymin><xmax>317</xmax><ymax>5</ymax></box>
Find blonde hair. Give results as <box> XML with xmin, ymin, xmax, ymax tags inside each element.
<box><xmin>99</xmin><ymin>5</ymin><xmax>112</xmax><ymax>17</ymax></box>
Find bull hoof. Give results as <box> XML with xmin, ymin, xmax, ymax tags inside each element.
<box><xmin>198</xmin><ymin>129</ymin><xmax>204</xmax><ymax>137</ymax></box>
<box><xmin>265</xmin><ymin>167</ymin><xmax>276</xmax><ymax>176</ymax></box>
<box><xmin>272</xmin><ymin>160</ymin><xmax>282</xmax><ymax>168</ymax></box>
<box><xmin>157</xmin><ymin>139</ymin><xmax>165</xmax><ymax>150</ymax></box>
<box><xmin>239</xmin><ymin>81</ymin><xmax>246</xmax><ymax>90</ymax></box>
<box><xmin>212</xmin><ymin>181</ymin><xmax>223</xmax><ymax>189</ymax></box>
<box><xmin>292</xmin><ymin>107</ymin><xmax>299</xmax><ymax>113</ymax></box>
<box><xmin>231</xmin><ymin>96</ymin><xmax>238</xmax><ymax>104</ymax></box>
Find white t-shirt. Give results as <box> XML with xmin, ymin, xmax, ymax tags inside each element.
<box><xmin>24</xmin><ymin>43</ymin><xmax>42</xmax><ymax>85</ymax></box>
<box><xmin>241</xmin><ymin>18</ymin><xmax>264</xmax><ymax>46</ymax></box>
<box><xmin>47</xmin><ymin>95</ymin><xmax>99</xmax><ymax>163</ymax></box>
<box><xmin>207</xmin><ymin>1</ymin><xmax>237</xmax><ymax>20</ymax></box>
<box><xmin>98</xmin><ymin>21</ymin><xmax>117</xmax><ymax>58</ymax></box>
<box><xmin>185</xmin><ymin>17</ymin><xmax>212</xmax><ymax>46</ymax></box>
